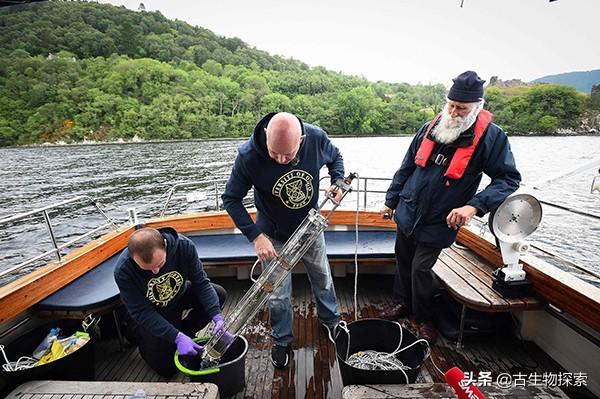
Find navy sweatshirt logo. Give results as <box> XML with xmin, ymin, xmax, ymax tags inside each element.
<box><xmin>272</xmin><ymin>169</ymin><xmax>314</xmax><ymax>209</ymax></box>
<box><xmin>146</xmin><ymin>271</ymin><xmax>184</xmax><ymax>307</ymax></box>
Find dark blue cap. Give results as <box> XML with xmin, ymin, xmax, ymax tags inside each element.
<box><xmin>448</xmin><ymin>71</ymin><xmax>485</xmax><ymax>102</ymax></box>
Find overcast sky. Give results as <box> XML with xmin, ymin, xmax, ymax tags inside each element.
<box><xmin>100</xmin><ymin>0</ymin><xmax>599</xmax><ymax>87</ymax></box>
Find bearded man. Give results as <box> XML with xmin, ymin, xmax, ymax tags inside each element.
<box><xmin>378</xmin><ymin>71</ymin><xmax>521</xmax><ymax>343</ymax></box>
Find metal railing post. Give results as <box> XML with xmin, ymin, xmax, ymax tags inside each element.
<box><xmin>0</xmin><ymin>195</ymin><xmax>119</xmax><ymax>279</ymax></box>
<box><xmin>91</xmin><ymin>200</ymin><xmax>119</xmax><ymax>230</ymax></box>
<box><xmin>215</xmin><ymin>181</ymin><xmax>219</xmax><ymax>211</ymax></box>
<box><xmin>42</xmin><ymin>210</ymin><xmax>62</xmax><ymax>263</ymax></box>
<box><xmin>363</xmin><ymin>177</ymin><xmax>368</xmax><ymax>209</ymax></box>
<box><xmin>128</xmin><ymin>208</ymin><xmax>139</xmax><ymax>225</ymax></box>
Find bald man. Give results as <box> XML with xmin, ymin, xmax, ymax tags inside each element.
<box><xmin>114</xmin><ymin>227</ymin><xmax>227</xmax><ymax>376</ymax></box>
<box><xmin>222</xmin><ymin>112</ymin><xmax>344</xmax><ymax>368</ymax></box>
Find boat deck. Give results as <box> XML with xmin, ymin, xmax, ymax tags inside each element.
<box><xmin>95</xmin><ymin>275</ymin><xmax>580</xmax><ymax>399</ymax></box>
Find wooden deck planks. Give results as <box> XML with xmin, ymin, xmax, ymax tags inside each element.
<box><xmin>94</xmin><ymin>275</ymin><xmax>576</xmax><ymax>398</ymax></box>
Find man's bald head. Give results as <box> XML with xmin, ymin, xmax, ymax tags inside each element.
<box><xmin>128</xmin><ymin>228</ymin><xmax>167</xmax><ymax>273</ymax></box>
<box><xmin>265</xmin><ymin>112</ymin><xmax>303</xmax><ymax>165</ymax></box>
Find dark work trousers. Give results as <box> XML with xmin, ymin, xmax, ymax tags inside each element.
<box><xmin>392</xmin><ymin>229</ymin><xmax>442</xmax><ymax>323</ymax></box>
<box><xmin>137</xmin><ymin>282</ymin><xmax>227</xmax><ymax>377</ymax></box>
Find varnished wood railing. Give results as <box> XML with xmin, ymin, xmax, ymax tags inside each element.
<box><xmin>2</xmin><ymin>210</ymin><xmax>597</xmax><ymax>335</ymax></box>
<box><xmin>0</xmin><ymin>227</ymin><xmax>133</xmax><ymax>323</ymax></box>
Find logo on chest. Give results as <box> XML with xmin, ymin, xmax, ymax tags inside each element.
<box><xmin>272</xmin><ymin>170</ymin><xmax>314</xmax><ymax>209</ymax></box>
<box><xmin>147</xmin><ymin>271</ymin><xmax>184</xmax><ymax>307</ymax></box>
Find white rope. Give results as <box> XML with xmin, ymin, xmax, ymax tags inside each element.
<box><xmin>339</xmin><ymin>174</ymin><xmax>446</xmax><ymax>379</ymax></box>
<box><xmin>0</xmin><ymin>344</ymin><xmax>37</xmax><ymax>371</ymax></box>
<box><xmin>343</xmin><ymin>321</ymin><xmax>436</xmax><ymax>383</ymax></box>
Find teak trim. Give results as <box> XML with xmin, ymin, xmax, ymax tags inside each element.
<box><xmin>0</xmin><ymin>226</ymin><xmax>133</xmax><ymax>323</ymax></box>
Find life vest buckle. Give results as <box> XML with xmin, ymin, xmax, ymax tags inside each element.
<box><xmin>433</xmin><ymin>153</ymin><xmax>448</xmax><ymax>166</ymax></box>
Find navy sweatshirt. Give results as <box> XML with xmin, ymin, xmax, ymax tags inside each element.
<box><xmin>222</xmin><ymin>113</ymin><xmax>344</xmax><ymax>243</ymax></box>
<box><xmin>113</xmin><ymin>227</ymin><xmax>220</xmax><ymax>342</ymax></box>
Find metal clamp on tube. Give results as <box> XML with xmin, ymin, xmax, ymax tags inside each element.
<box><xmin>199</xmin><ymin>173</ymin><xmax>357</xmax><ymax>366</ymax></box>
<box><xmin>320</xmin><ymin>172</ymin><xmax>357</xmax><ymax>218</ymax></box>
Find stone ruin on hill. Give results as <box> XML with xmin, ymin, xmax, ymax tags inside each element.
<box><xmin>488</xmin><ymin>76</ymin><xmax>535</xmax><ymax>88</ymax></box>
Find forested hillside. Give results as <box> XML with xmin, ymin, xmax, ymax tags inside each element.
<box><xmin>0</xmin><ymin>1</ymin><xmax>596</xmax><ymax>146</ymax></box>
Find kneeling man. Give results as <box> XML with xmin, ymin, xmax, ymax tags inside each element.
<box><xmin>114</xmin><ymin>227</ymin><xmax>227</xmax><ymax>376</ymax></box>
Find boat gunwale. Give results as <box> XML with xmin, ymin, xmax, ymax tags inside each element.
<box><xmin>0</xmin><ymin>210</ymin><xmax>598</xmax><ymax>336</ymax></box>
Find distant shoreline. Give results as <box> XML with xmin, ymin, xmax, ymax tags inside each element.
<box><xmin>3</xmin><ymin>131</ymin><xmax>599</xmax><ymax>149</ymax></box>
<box><xmin>3</xmin><ymin>134</ymin><xmax>414</xmax><ymax>149</ymax></box>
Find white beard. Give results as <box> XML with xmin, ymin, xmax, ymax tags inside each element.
<box><xmin>432</xmin><ymin>103</ymin><xmax>481</xmax><ymax>144</ymax></box>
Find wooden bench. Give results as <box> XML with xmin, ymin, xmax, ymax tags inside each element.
<box><xmin>432</xmin><ymin>244</ymin><xmax>543</xmax><ymax>347</ymax></box>
<box><xmin>6</xmin><ymin>380</ymin><xmax>219</xmax><ymax>399</ymax></box>
<box><xmin>342</xmin><ymin>383</ymin><xmax>569</xmax><ymax>398</ymax></box>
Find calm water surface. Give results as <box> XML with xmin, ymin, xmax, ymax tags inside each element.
<box><xmin>1</xmin><ymin>136</ymin><xmax>599</xmax><ymax>285</ymax></box>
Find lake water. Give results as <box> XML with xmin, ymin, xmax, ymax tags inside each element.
<box><xmin>1</xmin><ymin>136</ymin><xmax>599</xmax><ymax>286</ymax></box>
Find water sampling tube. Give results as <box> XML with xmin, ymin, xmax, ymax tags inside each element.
<box><xmin>200</xmin><ymin>173</ymin><xmax>357</xmax><ymax>366</ymax></box>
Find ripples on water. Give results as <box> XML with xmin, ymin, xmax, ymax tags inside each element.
<box><xmin>0</xmin><ymin>136</ymin><xmax>599</xmax><ymax>287</ymax></box>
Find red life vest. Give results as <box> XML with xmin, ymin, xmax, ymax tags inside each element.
<box><xmin>414</xmin><ymin>109</ymin><xmax>493</xmax><ymax>180</ymax></box>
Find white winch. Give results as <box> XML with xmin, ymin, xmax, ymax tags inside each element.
<box><xmin>490</xmin><ymin>194</ymin><xmax>542</xmax><ymax>297</ymax></box>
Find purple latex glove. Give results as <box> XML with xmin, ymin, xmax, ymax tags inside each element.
<box><xmin>212</xmin><ymin>314</ymin><xmax>236</xmax><ymax>345</ymax></box>
<box><xmin>174</xmin><ymin>332</ymin><xmax>203</xmax><ymax>356</ymax></box>
<box><xmin>212</xmin><ymin>314</ymin><xmax>226</xmax><ymax>335</ymax></box>
<box><xmin>222</xmin><ymin>330</ymin><xmax>236</xmax><ymax>346</ymax></box>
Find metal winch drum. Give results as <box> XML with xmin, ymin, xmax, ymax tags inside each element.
<box><xmin>489</xmin><ymin>193</ymin><xmax>543</xmax><ymax>244</ymax></box>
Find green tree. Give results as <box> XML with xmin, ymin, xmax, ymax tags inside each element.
<box><xmin>536</xmin><ymin>115</ymin><xmax>559</xmax><ymax>134</ymax></box>
<box><xmin>260</xmin><ymin>93</ymin><xmax>292</xmax><ymax>114</ymax></box>
<box><xmin>525</xmin><ymin>84</ymin><xmax>584</xmax><ymax>129</ymax></box>
<box><xmin>202</xmin><ymin>59</ymin><xmax>223</xmax><ymax>76</ymax></box>
<box><xmin>334</xmin><ymin>87</ymin><xmax>384</xmax><ymax>134</ymax></box>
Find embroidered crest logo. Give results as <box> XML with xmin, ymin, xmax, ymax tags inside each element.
<box><xmin>272</xmin><ymin>169</ymin><xmax>314</xmax><ymax>209</ymax></box>
<box><xmin>146</xmin><ymin>271</ymin><xmax>184</xmax><ymax>307</ymax></box>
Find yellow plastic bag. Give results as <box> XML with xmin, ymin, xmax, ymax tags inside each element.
<box><xmin>35</xmin><ymin>339</ymin><xmax>65</xmax><ymax>366</ymax></box>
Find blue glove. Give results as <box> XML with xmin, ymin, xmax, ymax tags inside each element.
<box><xmin>212</xmin><ymin>314</ymin><xmax>226</xmax><ymax>335</ymax></box>
<box><xmin>174</xmin><ymin>332</ymin><xmax>203</xmax><ymax>356</ymax></box>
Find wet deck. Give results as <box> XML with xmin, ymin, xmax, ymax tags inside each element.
<box><xmin>95</xmin><ymin>275</ymin><xmax>580</xmax><ymax>398</ymax></box>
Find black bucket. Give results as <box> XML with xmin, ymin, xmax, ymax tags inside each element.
<box><xmin>334</xmin><ymin>319</ymin><xmax>427</xmax><ymax>385</ymax></box>
<box><xmin>0</xmin><ymin>319</ymin><xmax>94</xmax><ymax>397</ymax></box>
<box><xmin>175</xmin><ymin>335</ymin><xmax>248</xmax><ymax>398</ymax></box>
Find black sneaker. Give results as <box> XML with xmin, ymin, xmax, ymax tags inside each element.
<box><xmin>271</xmin><ymin>344</ymin><xmax>289</xmax><ymax>368</ymax></box>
